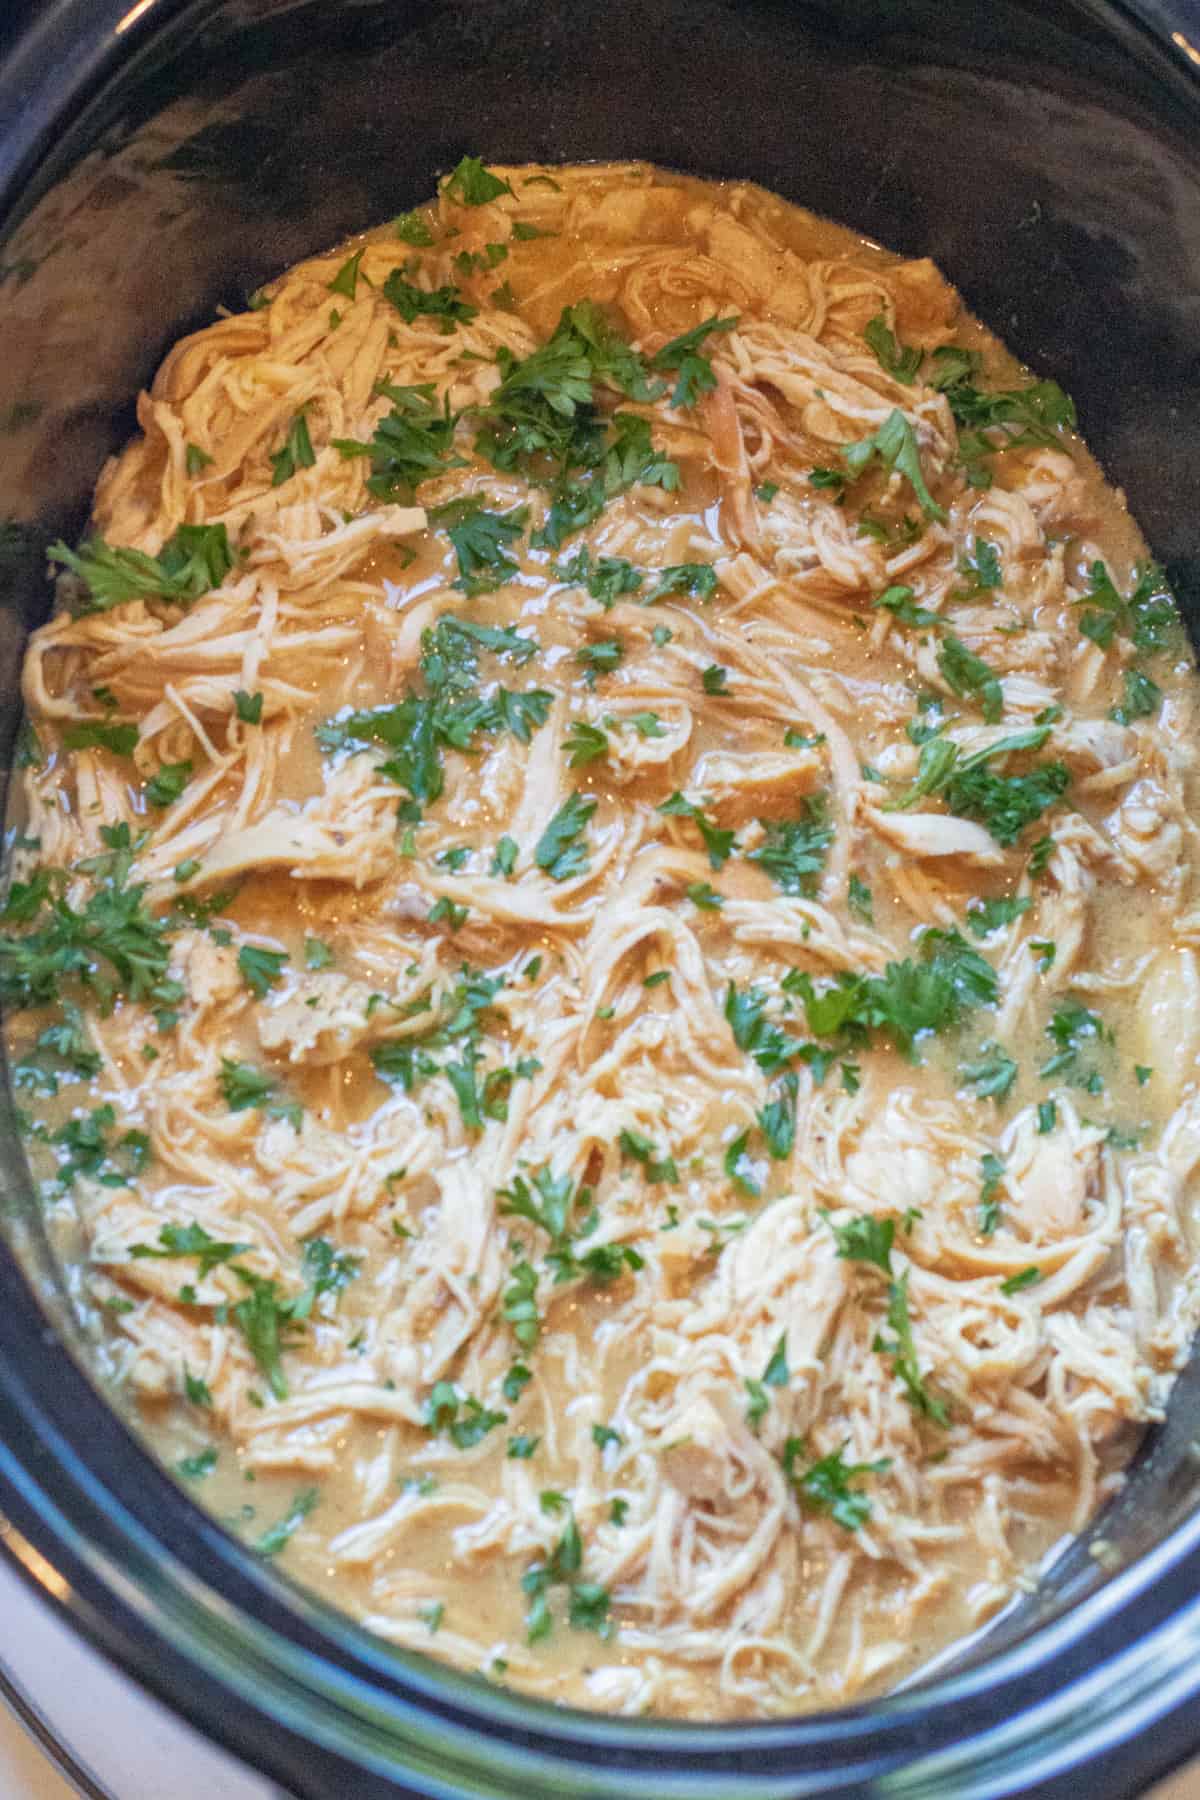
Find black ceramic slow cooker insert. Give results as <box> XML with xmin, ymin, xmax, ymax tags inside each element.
<box><xmin>1</xmin><ymin>3</ymin><xmax>1200</xmax><ymax>1795</ymax></box>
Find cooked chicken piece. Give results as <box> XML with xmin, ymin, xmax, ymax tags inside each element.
<box><xmin>689</xmin><ymin>747</ymin><xmax>823</xmax><ymax>825</ymax></box>
<box><xmin>865</xmin><ymin>807</ymin><xmax>1004</xmax><ymax>866</ymax></box>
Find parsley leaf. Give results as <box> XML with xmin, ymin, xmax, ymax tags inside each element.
<box><xmin>502</xmin><ymin>1259</ymin><xmax>541</xmax><ymax>1348</ymax></box>
<box><xmin>534</xmin><ymin>792</ymin><xmax>596</xmax><ymax>881</ymax></box>
<box><xmin>863</xmin><ymin>315</ymin><xmax>921</xmax><ymax>383</ymax></box>
<box><xmin>758</xmin><ymin>1071</ymin><xmax>798</xmax><ymax>1159</ymax></box>
<box><xmin>237</xmin><ymin>944</ymin><xmax>288</xmax><ymax>998</ymax></box>
<box><xmin>648</xmin><ymin>313</ymin><xmax>738</xmax><ymax>408</ymax></box>
<box><xmin>828</xmin><ymin>1211</ymin><xmax>894</xmax><ymax>1273</ymax></box>
<box><xmin>848</xmin><ymin>874</ymin><xmax>874</xmax><ymax>923</ymax></box>
<box><xmin>746</xmin><ymin>797</ymin><xmax>833</xmax><ymax>895</ymax></box>
<box><xmin>49</xmin><ymin>523</ymin><xmax>235</xmax><ymax>614</ymax></box>
<box><xmin>431</xmin><ymin>497</ymin><xmax>527</xmax><ymax>595</ymax></box>
<box><xmin>145</xmin><ymin>760</ymin><xmax>192</xmax><ymax>808</ymax></box>
<box><xmin>937</xmin><ymin>634</ymin><xmax>1003</xmax><ymax>722</ymax></box>
<box><xmin>783</xmin><ymin>1437</ymin><xmax>890</xmax><ymax>1530</ymax></box>
<box><xmin>394</xmin><ymin>209</ymin><xmax>435</xmax><ymax>246</ymax></box>
<box><xmin>686</xmin><ymin>880</ymin><xmax>724</xmax><ymax>910</ymax></box>
<box><xmin>576</xmin><ymin>638</ymin><xmax>623</xmax><ymax>687</ymax></box>
<box><xmin>874</xmin><ymin>1271</ymin><xmax>949</xmax><ymax>1425</ymax></box>
<box><xmin>979</xmin><ymin>1151</ymin><xmax>1004</xmax><ymax>1235</ymax></box>
<box><xmin>958</xmin><ymin>1041</ymin><xmax>1018</xmax><ymax>1102</ymax></box>
<box><xmin>255</xmin><ymin>1487</ymin><xmax>319</xmax><ymax>1555</ymax></box>
<box><xmin>270</xmin><ymin>411</ymin><xmax>316</xmax><ymax>486</ymax></box>
<box><xmin>131</xmin><ymin>1220</ymin><xmax>251</xmax><ymax>1275</ymax></box>
<box><xmin>618</xmin><ymin>1127</ymin><xmax>678</xmax><ymax>1185</ymax></box>
<box><xmin>332</xmin><ymin>382</ymin><xmax>463</xmax><ymax>500</ymax></box>
<box><xmin>218</xmin><ymin>1057</ymin><xmax>301</xmax><ymax>1128</ymax></box>
<box><xmin>62</xmin><ymin>720</ymin><xmax>138</xmax><ymax>756</ymax></box>
<box><xmin>564</xmin><ymin>719</ymin><xmax>609</xmax><ymax>767</ymax></box>
<box><xmin>443</xmin><ymin>157</ymin><xmax>515</xmax><ymax>205</ymax></box>
<box><xmin>1110</xmin><ymin>667</ymin><xmax>1162</xmax><ymax>725</ymax></box>
<box><xmin>381</xmin><ymin>270</ymin><xmax>477</xmax><ymax>327</ymax></box>
<box><xmin>955</xmin><ymin>539</ymin><xmax>1002</xmax><ymax>598</ymax></box>
<box><xmin>842</xmin><ymin>408</ymin><xmax>946</xmax><ymax>521</ymax></box>
<box><xmin>966</xmin><ymin>895</ymin><xmax>1031</xmax><ymax>936</ymax></box>
<box><xmin>328</xmin><ymin>247</ymin><xmax>366</xmax><ymax>299</ymax></box>
<box><xmin>0</xmin><ymin>849</ymin><xmax>171</xmax><ymax>1014</ymax></box>
<box><xmin>1000</xmin><ymin>1265</ymin><xmax>1042</xmax><ymax>1297</ymax></box>
<box><xmin>234</xmin><ymin>690</ymin><xmax>263</xmax><ymax>724</ymax></box>
<box><xmin>553</xmin><ymin>547</ymin><xmax>643</xmax><ymax>607</ymax></box>
<box><xmin>657</xmin><ymin>791</ymin><xmax>735</xmax><ymax>869</ymax></box>
<box><xmin>643</xmin><ymin>562</ymin><xmax>717</xmax><ymax>604</ymax></box>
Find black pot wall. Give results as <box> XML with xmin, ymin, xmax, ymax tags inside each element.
<box><xmin>2</xmin><ymin>3</ymin><xmax>1200</xmax><ymax>1796</ymax></box>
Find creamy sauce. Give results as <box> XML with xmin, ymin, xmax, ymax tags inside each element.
<box><xmin>6</xmin><ymin>161</ymin><xmax>1200</xmax><ymax>1719</ymax></box>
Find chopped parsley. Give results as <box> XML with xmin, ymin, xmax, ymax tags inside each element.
<box><xmin>745</xmin><ymin>1332</ymin><xmax>789</xmax><ymax>1430</ymax></box>
<box><xmin>328</xmin><ymin>247</ymin><xmax>366</xmax><ymax>298</ymax></box>
<box><xmin>657</xmin><ymin>791</ymin><xmax>735</xmax><ymax>868</ymax></box>
<box><xmin>618</xmin><ymin>1127</ymin><xmax>677</xmax><ymax>1184</ymax></box>
<box><xmin>758</xmin><ymin>1071</ymin><xmax>799</xmax><ymax>1159</ymax></box>
<box><xmin>0</xmin><ymin>836</ymin><xmax>172</xmax><ymax>1014</ymax></box>
<box><xmin>491</xmin><ymin>835</ymin><xmax>519</xmax><ymax>877</ymax></box>
<box><xmin>827</xmin><ymin>1211</ymin><xmax>895</xmax><ymax>1273</ymax></box>
<box><xmin>333</xmin><ymin>382</ymin><xmax>463</xmax><ymax>501</ymax></box>
<box><xmin>255</xmin><ymin>1487</ymin><xmax>319</xmax><ymax>1555</ymax></box>
<box><xmin>1000</xmin><ymin>1265</ymin><xmax>1042</xmax><ymax>1297</ymax></box>
<box><xmin>848</xmin><ymin>874</ymin><xmax>874</xmax><ymax>923</ymax></box>
<box><xmin>554</xmin><ymin>546</ymin><xmax>644</xmax><ymax>606</ymax></box>
<box><xmin>1074</xmin><ymin>560</ymin><xmax>1177</xmax><ymax>657</ymax></box>
<box><xmin>443</xmin><ymin>156</ymin><xmax>515</xmax><ymax>205</ymax></box>
<box><xmin>937</xmin><ymin>634</ymin><xmax>1003</xmax><ymax>723</ymax></box>
<box><xmin>62</xmin><ymin>720</ymin><xmax>138</xmax><ymax>756</ymax></box>
<box><xmin>958</xmin><ymin>1042</ymin><xmax>1018</xmax><ymax>1102</ymax></box>
<box><xmin>431</xmin><ymin>497</ymin><xmax>527</xmax><ymax>595</ymax></box>
<box><xmin>979</xmin><ymin>1152</ymin><xmax>1005</xmax><ymax>1235</ymax></box>
<box><xmin>394</xmin><ymin>209</ymin><xmax>435</xmax><ymax>246</ymax></box>
<box><xmin>873</xmin><ymin>1270</ymin><xmax>949</xmax><ymax>1425</ymax></box>
<box><xmin>643</xmin><ymin>562</ymin><xmax>718</xmax><ymax>604</ymax></box>
<box><xmin>237</xmin><ymin>944</ymin><xmax>288</xmax><ymax>998</ymax></box>
<box><xmin>842</xmin><ymin>408</ymin><xmax>945</xmax><ymax>521</ymax></box>
<box><xmin>862</xmin><ymin>315</ymin><xmax>921</xmax><ymax>383</ymax></box>
<box><xmin>178</xmin><ymin>1447</ymin><xmax>218</xmax><ymax>1480</ymax></box>
<box><xmin>1110</xmin><ymin>667</ymin><xmax>1162</xmax><ymax>725</ymax></box>
<box><xmin>381</xmin><ymin>270</ymin><xmax>477</xmax><ymax>328</ymax></box>
<box><xmin>648</xmin><ymin>313</ymin><xmax>738</xmax><ymax>408</ymax></box>
<box><xmin>269</xmin><ymin>411</ymin><xmax>316</xmax><ymax>487</ymax></box>
<box><xmin>967</xmin><ymin>895</ymin><xmax>1031</xmax><ymax>937</ymax></box>
<box><xmin>564</xmin><ymin>719</ymin><xmax>609</xmax><ymax>767</ymax></box>
<box><xmin>576</xmin><ymin>638</ymin><xmax>624</xmax><ymax>686</ymax></box>
<box><xmin>746</xmin><ymin>796</ymin><xmax>833</xmax><ymax>895</ymax></box>
<box><xmin>783</xmin><ymin>1438</ymin><xmax>890</xmax><ymax>1530</ymax></box>
<box><xmin>686</xmin><ymin>880</ymin><xmax>724</xmax><ymax>910</ymax></box>
<box><xmin>49</xmin><ymin>523</ymin><xmax>235</xmax><ymax>615</ymax></box>
<box><xmin>218</xmin><ymin>1057</ymin><xmax>301</xmax><ymax>1129</ymax></box>
<box><xmin>145</xmin><ymin>760</ymin><xmax>192</xmax><ymax>808</ymax></box>
<box><xmin>534</xmin><ymin>792</ymin><xmax>597</xmax><ymax>881</ymax></box>
<box><xmin>233</xmin><ymin>689</ymin><xmax>263</xmax><ymax>724</ymax></box>
<box><xmin>317</xmin><ymin>618</ymin><xmax>550</xmax><ymax>806</ymax></box>
<box><xmin>425</xmin><ymin>1381</ymin><xmax>507</xmax><ymax>1449</ymax></box>
<box><xmin>1039</xmin><ymin>998</ymin><xmax>1109</xmax><ymax>1090</ymax></box>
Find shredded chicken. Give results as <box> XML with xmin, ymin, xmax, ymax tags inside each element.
<box><xmin>7</xmin><ymin>159</ymin><xmax>1199</xmax><ymax>1725</ymax></box>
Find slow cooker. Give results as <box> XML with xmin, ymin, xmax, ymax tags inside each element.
<box><xmin>2</xmin><ymin>3</ymin><xmax>1200</xmax><ymax>1794</ymax></box>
